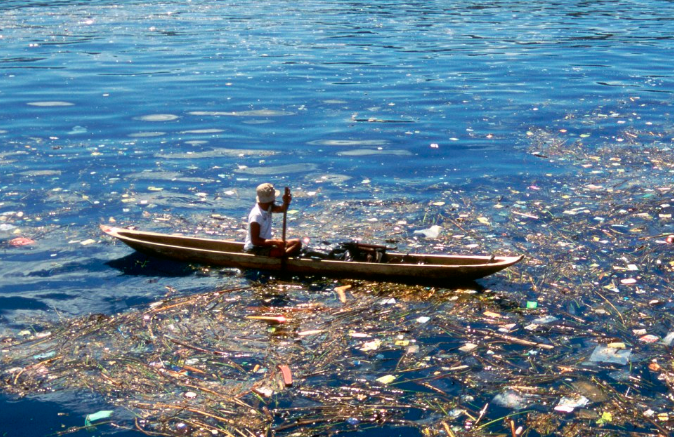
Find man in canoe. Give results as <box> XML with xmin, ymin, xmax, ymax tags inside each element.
<box><xmin>243</xmin><ymin>183</ymin><xmax>302</xmax><ymax>257</ymax></box>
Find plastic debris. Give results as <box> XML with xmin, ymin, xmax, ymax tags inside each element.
<box><xmin>554</xmin><ymin>396</ymin><xmax>589</xmax><ymax>413</ymax></box>
<box><xmin>493</xmin><ymin>390</ymin><xmax>527</xmax><ymax>409</ymax></box>
<box><xmin>597</xmin><ymin>411</ymin><xmax>613</xmax><ymax>425</ymax></box>
<box><xmin>85</xmin><ymin>410</ymin><xmax>113</xmax><ymax>426</ymax></box>
<box><xmin>278</xmin><ymin>364</ymin><xmax>293</xmax><ymax>387</ymax></box>
<box><xmin>8</xmin><ymin>237</ymin><xmax>34</xmax><ymax>247</ymax></box>
<box><xmin>0</xmin><ymin>224</ymin><xmax>17</xmax><ymax>233</ymax></box>
<box><xmin>532</xmin><ymin>315</ymin><xmax>558</xmax><ymax>324</ymax></box>
<box><xmin>639</xmin><ymin>334</ymin><xmax>660</xmax><ymax>343</ymax></box>
<box><xmin>360</xmin><ymin>339</ymin><xmax>382</xmax><ymax>351</ymax></box>
<box><xmin>253</xmin><ymin>386</ymin><xmax>274</xmax><ymax>398</ymax></box>
<box><xmin>3</xmin><ymin>139</ymin><xmax>674</xmax><ymax>436</ymax></box>
<box><xmin>589</xmin><ymin>344</ymin><xmax>632</xmax><ymax>365</ymax></box>
<box><xmin>413</xmin><ymin>225</ymin><xmax>442</xmax><ymax>239</ymax></box>
<box><xmin>661</xmin><ymin>332</ymin><xmax>674</xmax><ymax>346</ymax></box>
<box><xmin>459</xmin><ymin>343</ymin><xmax>478</xmax><ymax>353</ymax></box>
<box><xmin>376</xmin><ymin>375</ymin><xmax>396</xmax><ymax>385</ymax></box>
<box><xmin>32</xmin><ymin>351</ymin><xmax>56</xmax><ymax>360</ymax></box>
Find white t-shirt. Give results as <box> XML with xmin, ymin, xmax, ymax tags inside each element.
<box><xmin>244</xmin><ymin>203</ymin><xmax>273</xmax><ymax>251</ymax></box>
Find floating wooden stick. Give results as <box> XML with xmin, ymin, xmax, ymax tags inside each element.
<box><xmin>247</xmin><ymin>315</ymin><xmax>288</xmax><ymax>324</ymax></box>
<box><xmin>473</xmin><ymin>328</ymin><xmax>554</xmax><ymax>350</ymax></box>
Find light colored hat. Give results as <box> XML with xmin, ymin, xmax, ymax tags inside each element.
<box><xmin>256</xmin><ymin>183</ymin><xmax>277</xmax><ymax>203</ymax></box>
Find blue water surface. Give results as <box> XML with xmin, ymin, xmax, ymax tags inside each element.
<box><xmin>1</xmin><ymin>0</ymin><xmax>673</xmax><ymax>435</ymax></box>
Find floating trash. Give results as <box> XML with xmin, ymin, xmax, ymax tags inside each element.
<box><xmin>85</xmin><ymin>410</ymin><xmax>113</xmax><ymax>427</ymax></box>
<box><xmin>0</xmin><ymin>224</ymin><xmax>17</xmax><ymax>233</ymax></box>
<box><xmin>376</xmin><ymin>374</ymin><xmax>396</xmax><ymax>385</ymax></box>
<box><xmin>458</xmin><ymin>342</ymin><xmax>478</xmax><ymax>353</ymax></box>
<box><xmin>413</xmin><ymin>225</ymin><xmax>442</xmax><ymax>239</ymax></box>
<box><xmin>532</xmin><ymin>315</ymin><xmax>558</xmax><ymax>324</ymax></box>
<box><xmin>588</xmin><ymin>344</ymin><xmax>632</xmax><ymax>365</ymax></box>
<box><xmin>661</xmin><ymin>332</ymin><xmax>674</xmax><ymax>346</ymax></box>
<box><xmin>4</xmin><ymin>115</ymin><xmax>674</xmax><ymax>436</ymax></box>
<box><xmin>639</xmin><ymin>334</ymin><xmax>659</xmax><ymax>343</ymax></box>
<box><xmin>493</xmin><ymin>390</ymin><xmax>527</xmax><ymax>410</ymax></box>
<box><xmin>8</xmin><ymin>237</ymin><xmax>34</xmax><ymax>247</ymax></box>
<box><xmin>554</xmin><ymin>395</ymin><xmax>589</xmax><ymax>413</ymax></box>
<box><xmin>361</xmin><ymin>339</ymin><xmax>382</xmax><ymax>351</ymax></box>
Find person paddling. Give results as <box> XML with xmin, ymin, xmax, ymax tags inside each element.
<box><xmin>243</xmin><ymin>183</ymin><xmax>302</xmax><ymax>257</ymax></box>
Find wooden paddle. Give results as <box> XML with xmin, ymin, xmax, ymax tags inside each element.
<box><xmin>282</xmin><ymin>186</ymin><xmax>289</xmax><ymax>248</ymax></box>
<box><xmin>281</xmin><ymin>187</ymin><xmax>290</xmax><ymax>269</ymax></box>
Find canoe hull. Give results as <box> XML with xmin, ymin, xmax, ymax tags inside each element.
<box><xmin>101</xmin><ymin>226</ymin><xmax>523</xmax><ymax>284</ymax></box>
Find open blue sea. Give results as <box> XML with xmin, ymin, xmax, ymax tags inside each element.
<box><xmin>1</xmin><ymin>0</ymin><xmax>673</xmax><ymax>436</ymax></box>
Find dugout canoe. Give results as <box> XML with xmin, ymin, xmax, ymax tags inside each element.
<box><xmin>100</xmin><ymin>225</ymin><xmax>523</xmax><ymax>283</ymax></box>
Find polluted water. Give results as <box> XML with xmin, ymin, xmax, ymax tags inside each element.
<box><xmin>4</xmin><ymin>139</ymin><xmax>674</xmax><ymax>437</ymax></box>
<box><xmin>2</xmin><ymin>1</ymin><xmax>674</xmax><ymax>436</ymax></box>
